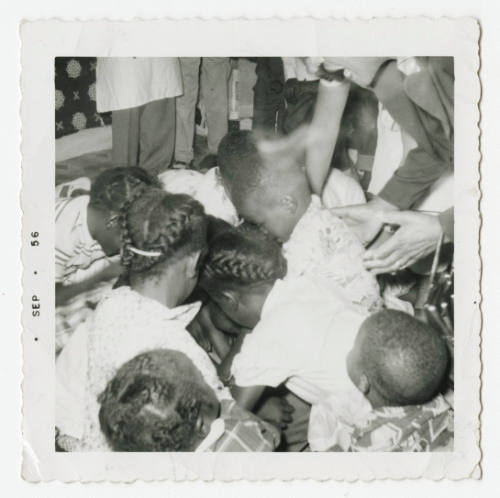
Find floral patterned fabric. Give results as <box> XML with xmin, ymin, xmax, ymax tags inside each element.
<box><xmin>55</xmin><ymin>57</ymin><xmax>111</xmax><ymax>138</ymax></box>
<box><xmin>283</xmin><ymin>195</ymin><xmax>382</xmax><ymax>312</ymax></box>
<box><xmin>332</xmin><ymin>394</ymin><xmax>454</xmax><ymax>452</ymax></box>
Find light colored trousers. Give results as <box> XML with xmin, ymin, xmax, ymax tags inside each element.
<box><xmin>175</xmin><ymin>57</ymin><xmax>231</xmax><ymax>163</ymax></box>
<box><xmin>112</xmin><ymin>97</ymin><xmax>175</xmax><ymax>175</ymax></box>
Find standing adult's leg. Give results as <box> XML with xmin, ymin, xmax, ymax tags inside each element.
<box><xmin>175</xmin><ymin>57</ymin><xmax>201</xmax><ymax>165</ymax></box>
<box><xmin>201</xmin><ymin>57</ymin><xmax>231</xmax><ymax>155</ymax></box>
<box><xmin>139</xmin><ymin>97</ymin><xmax>176</xmax><ymax>175</ymax></box>
<box><xmin>111</xmin><ymin>107</ymin><xmax>141</xmax><ymax>167</ymax></box>
<box><xmin>252</xmin><ymin>57</ymin><xmax>285</xmax><ymax>137</ymax></box>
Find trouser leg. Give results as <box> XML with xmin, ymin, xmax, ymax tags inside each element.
<box><xmin>175</xmin><ymin>57</ymin><xmax>201</xmax><ymax>164</ymax></box>
<box><xmin>111</xmin><ymin>107</ymin><xmax>140</xmax><ymax>167</ymax></box>
<box><xmin>201</xmin><ymin>57</ymin><xmax>230</xmax><ymax>155</ymax></box>
<box><xmin>139</xmin><ymin>97</ymin><xmax>176</xmax><ymax>175</ymax></box>
<box><xmin>252</xmin><ymin>57</ymin><xmax>285</xmax><ymax>136</ymax></box>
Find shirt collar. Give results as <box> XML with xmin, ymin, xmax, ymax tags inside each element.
<box><xmin>114</xmin><ymin>286</ymin><xmax>201</xmax><ymax>326</ymax></box>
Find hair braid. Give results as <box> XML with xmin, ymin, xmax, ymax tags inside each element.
<box><xmin>118</xmin><ymin>184</ymin><xmax>153</xmax><ymax>270</ymax></box>
<box><xmin>119</xmin><ymin>189</ymin><xmax>207</xmax><ymax>276</ymax></box>
<box><xmin>201</xmin><ymin>224</ymin><xmax>287</xmax><ymax>288</ymax></box>
<box><xmin>89</xmin><ymin>166</ymin><xmax>162</xmax><ymax>212</ymax></box>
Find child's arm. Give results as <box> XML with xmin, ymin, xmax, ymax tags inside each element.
<box><xmin>187</xmin><ymin>303</ymin><xmax>233</xmax><ymax>360</ymax></box>
<box><xmin>218</xmin><ymin>329</ymin><xmax>248</xmax><ymax>383</ymax></box>
<box><xmin>231</xmin><ymin>384</ymin><xmax>267</xmax><ymax>411</ymax></box>
<box><xmin>55</xmin><ymin>261</ymin><xmax>122</xmax><ymax>307</ymax></box>
<box><xmin>306</xmin><ymin>79</ymin><xmax>350</xmax><ymax>195</ymax></box>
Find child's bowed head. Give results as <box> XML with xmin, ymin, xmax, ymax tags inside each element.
<box><xmin>347</xmin><ymin>310</ymin><xmax>449</xmax><ymax>408</ymax></box>
<box><xmin>87</xmin><ymin>167</ymin><xmax>162</xmax><ymax>256</ymax></box>
<box><xmin>218</xmin><ymin>130</ymin><xmax>312</xmax><ymax>242</ymax></box>
<box><xmin>98</xmin><ymin>349</ymin><xmax>220</xmax><ymax>452</ymax></box>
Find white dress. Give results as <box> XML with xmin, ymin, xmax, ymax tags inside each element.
<box><xmin>56</xmin><ymin>286</ymin><xmax>231</xmax><ymax>451</ymax></box>
<box><xmin>96</xmin><ymin>58</ymin><xmax>182</xmax><ymax>112</ymax></box>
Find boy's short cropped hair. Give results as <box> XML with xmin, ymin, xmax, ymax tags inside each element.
<box><xmin>361</xmin><ymin>310</ymin><xmax>449</xmax><ymax>406</ymax></box>
<box><xmin>217</xmin><ymin>131</ymin><xmax>268</xmax><ymax>204</ymax></box>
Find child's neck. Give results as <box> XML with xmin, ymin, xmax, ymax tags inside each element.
<box><xmin>282</xmin><ymin>189</ymin><xmax>312</xmax><ymax>242</ymax></box>
<box><xmin>130</xmin><ymin>268</ymin><xmax>185</xmax><ymax>309</ymax></box>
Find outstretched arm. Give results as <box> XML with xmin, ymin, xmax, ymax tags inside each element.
<box><xmin>306</xmin><ymin>79</ymin><xmax>350</xmax><ymax>195</ymax></box>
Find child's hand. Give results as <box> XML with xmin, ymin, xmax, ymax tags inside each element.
<box><xmin>99</xmin><ymin>261</ymin><xmax>123</xmax><ymax>281</ymax></box>
<box><xmin>257</xmin><ymin>396</ymin><xmax>295</xmax><ymax>430</ymax></box>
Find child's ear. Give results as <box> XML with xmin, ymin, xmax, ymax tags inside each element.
<box><xmin>357</xmin><ymin>373</ymin><xmax>371</xmax><ymax>396</ymax></box>
<box><xmin>280</xmin><ymin>195</ymin><xmax>298</xmax><ymax>214</ymax></box>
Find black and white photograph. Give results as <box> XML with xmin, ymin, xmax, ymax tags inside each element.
<box><xmin>54</xmin><ymin>55</ymin><xmax>455</xmax><ymax>453</ymax></box>
<box><xmin>20</xmin><ymin>17</ymin><xmax>480</xmax><ymax>482</ymax></box>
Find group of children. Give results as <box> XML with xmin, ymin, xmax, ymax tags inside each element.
<box><xmin>55</xmin><ymin>129</ymin><xmax>450</xmax><ymax>452</ymax></box>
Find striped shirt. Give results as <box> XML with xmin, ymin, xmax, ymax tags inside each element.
<box><xmin>55</xmin><ymin>194</ymin><xmax>108</xmax><ymax>285</ymax></box>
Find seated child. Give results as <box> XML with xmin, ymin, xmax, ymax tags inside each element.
<box><xmin>56</xmin><ymin>188</ymin><xmax>231</xmax><ymax>451</ymax></box>
<box><xmin>217</xmin><ymin>130</ymin><xmax>381</xmax><ymax>312</ymax></box>
<box><xmin>200</xmin><ymin>226</ymin><xmax>449</xmax><ymax>451</ymax></box>
<box><xmin>55</xmin><ymin>167</ymin><xmax>161</xmax><ymax>352</ymax></box>
<box><xmin>99</xmin><ymin>349</ymin><xmax>280</xmax><ymax>452</ymax></box>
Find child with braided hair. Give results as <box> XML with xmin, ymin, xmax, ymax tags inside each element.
<box><xmin>56</xmin><ymin>166</ymin><xmax>161</xmax><ymax>353</ymax></box>
<box><xmin>56</xmin><ymin>188</ymin><xmax>232</xmax><ymax>451</ymax></box>
<box><xmin>200</xmin><ymin>226</ymin><xmax>449</xmax><ymax>451</ymax></box>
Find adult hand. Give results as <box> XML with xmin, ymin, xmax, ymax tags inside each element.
<box><xmin>330</xmin><ymin>197</ymin><xmax>397</xmax><ymax>246</ymax></box>
<box><xmin>363</xmin><ymin>211</ymin><xmax>443</xmax><ymax>274</ymax></box>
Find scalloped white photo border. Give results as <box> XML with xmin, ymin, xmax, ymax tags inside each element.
<box><xmin>20</xmin><ymin>17</ymin><xmax>480</xmax><ymax>482</ymax></box>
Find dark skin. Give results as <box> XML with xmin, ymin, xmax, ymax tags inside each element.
<box><xmin>199</xmin><ymin>285</ymin><xmax>295</xmax><ymax>429</ymax></box>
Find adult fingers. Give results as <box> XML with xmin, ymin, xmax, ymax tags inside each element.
<box><xmin>364</xmin><ymin>232</ymin><xmax>405</xmax><ymax>261</ymax></box>
<box><xmin>329</xmin><ymin>204</ymin><xmax>367</xmax><ymax>221</ymax></box>
<box><xmin>364</xmin><ymin>249</ymin><xmax>408</xmax><ymax>273</ymax></box>
<box><xmin>378</xmin><ymin>209</ymin><xmax>420</xmax><ymax>226</ymax></box>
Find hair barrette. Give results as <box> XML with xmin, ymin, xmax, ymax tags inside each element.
<box><xmin>128</xmin><ymin>246</ymin><xmax>162</xmax><ymax>258</ymax></box>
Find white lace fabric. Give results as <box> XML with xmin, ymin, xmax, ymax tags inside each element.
<box><xmin>283</xmin><ymin>196</ymin><xmax>382</xmax><ymax>312</ymax></box>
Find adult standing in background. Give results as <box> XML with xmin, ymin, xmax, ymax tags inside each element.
<box><xmin>174</xmin><ymin>58</ymin><xmax>231</xmax><ymax>170</ymax></box>
<box><xmin>96</xmin><ymin>57</ymin><xmax>182</xmax><ymax>175</ymax></box>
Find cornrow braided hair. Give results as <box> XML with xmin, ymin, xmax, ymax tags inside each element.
<box><xmin>89</xmin><ymin>167</ymin><xmax>162</xmax><ymax>212</ymax></box>
<box><xmin>118</xmin><ymin>188</ymin><xmax>208</xmax><ymax>275</ymax></box>
<box><xmin>201</xmin><ymin>222</ymin><xmax>287</xmax><ymax>288</ymax></box>
<box><xmin>98</xmin><ymin>349</ymin><xmax>218</xmax><ymax>452</ymax></box>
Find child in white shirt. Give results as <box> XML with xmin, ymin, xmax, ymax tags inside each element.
<box><xmin>200</xmin><ymin>225</ymin><xmax>449</xmax><ymax>450</ymax></box>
